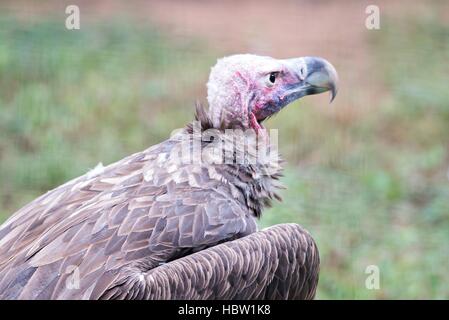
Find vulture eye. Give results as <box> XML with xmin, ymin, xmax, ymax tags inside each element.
<box><xmin>269</xmin><ymin>72</ymin><xmax>278</xmax><ymax>84</ymax></box>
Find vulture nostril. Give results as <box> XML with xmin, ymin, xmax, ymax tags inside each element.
<box><xmin>296</xmin><ymin>61</ymin><xmax>308</xmax><ymax>80</ymax></box>
<box><xmin>299</xmin><ymin>67</ymin><xmax>306</xmax><ymax>80</ymax></box>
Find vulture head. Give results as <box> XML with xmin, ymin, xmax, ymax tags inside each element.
<box><xmin>207</xmin><ymin>54</ymin><xmax>338</xmax><ymax>131</ymax></box>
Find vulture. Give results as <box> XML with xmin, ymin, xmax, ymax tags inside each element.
<box><xmin>0</xmin><ymin>54</ymin><xmax>338</xmax><ymax>300</ymax></box>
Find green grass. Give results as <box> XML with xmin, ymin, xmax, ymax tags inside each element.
<box><xmin>261</xmin><ymin>14</ymin><xmax>449</xmax><ymax>299</ymax></box>
<box><xmin>0</xmin><ymin>13</ymin><xmax>448</xmax><ymax>299</ymax></box>
<box><xmin>0</xmin><ymin>17</ymin><xmax>214</xmax><ymax>216</ymax></box>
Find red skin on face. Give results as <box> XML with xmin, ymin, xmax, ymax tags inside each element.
<box><xmin>249</xmin><ymin>112</ymin><xmax>262</xmax><ymax>131</ymax></box>
<box><xmin>232</xmin><ymin>68</ymin><xmax>289</xmax><ymax>136</ymax></box>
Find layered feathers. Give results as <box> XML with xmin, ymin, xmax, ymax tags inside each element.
<box><xmin>0</xmin><ymin>105</ymin><xmax>319</xmax><ymax>300</ymax></box>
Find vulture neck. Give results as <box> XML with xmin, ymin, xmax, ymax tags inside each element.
<box><xmin>185</xmin><ymin>104</ymin><xmax>284</xmax><ymax>218</ymax></box>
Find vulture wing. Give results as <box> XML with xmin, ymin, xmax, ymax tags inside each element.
<box><xmin>96</xmin><ymin>223</ymin><xmax>319</xmax><ymax>300</ymax></box>
<box><xmin>0</xmin><ymin>134</ymin><xmax>257</xmax><ymax>299</ymax></box>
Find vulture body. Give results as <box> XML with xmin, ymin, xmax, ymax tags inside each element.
<box><xmin>0</xmin><ymin>54</ymin><xmax>337</xmax><ymax>300</ymax></box>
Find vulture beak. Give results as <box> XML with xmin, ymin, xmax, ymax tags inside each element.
<box><xmin>282</xmin><ymin>56</ymin><xmax>339</xmax><ymax>104</ymax></box>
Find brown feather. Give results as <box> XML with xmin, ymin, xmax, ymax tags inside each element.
<box><xmin>0</xmin><ymin>106</ymin><xmax>318</xmax><ymax>300</ymax></box>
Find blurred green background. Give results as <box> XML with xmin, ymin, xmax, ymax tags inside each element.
<box><xmin>0</xmin><ymin>0</ymin><xmax>448</xmax><ymax>299</ymax></box>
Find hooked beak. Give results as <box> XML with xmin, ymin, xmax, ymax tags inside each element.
<box><xmin>282</xmin><ymin>56</ymin><xmax>339</xmax><ymax>104</ymax></box>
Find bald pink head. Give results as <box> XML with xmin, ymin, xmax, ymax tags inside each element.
<box><xmin>207</xmin><ymin>54</ymin><xmax>338</xmax><ymax>131</ymax></box>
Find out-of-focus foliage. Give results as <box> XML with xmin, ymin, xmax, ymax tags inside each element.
<box><xmin>0</xmin><ymin>17</ymin><xmax>214</xmax><ymax>215</ymax></box>
<box><xmin>262</xmin><ymin>14</ymin><xmax>449</xmax><ymax>299</ymax></box>
<box><xmin>0</xmin><ymin>7</ymin><xmax>448</xmax><ymax>299</ymax></box>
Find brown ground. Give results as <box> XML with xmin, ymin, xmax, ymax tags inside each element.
<box><xmin>2</xmin><ymin>0</ymin><xmax>446</xmax><ymax>121</ymax></box>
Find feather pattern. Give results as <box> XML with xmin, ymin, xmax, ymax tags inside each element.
<box><xmin>0</xmin><ymin>105</ymin><xmax>319</xmax><ymax>300</ymax></box>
